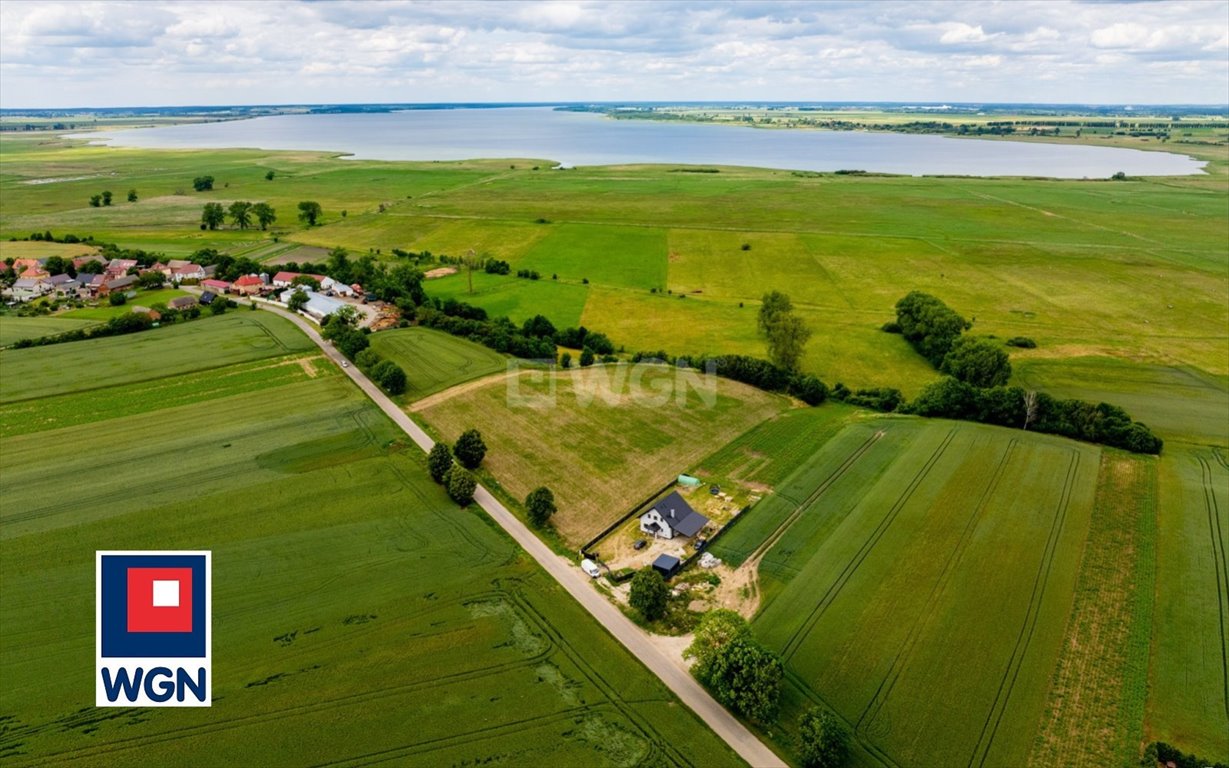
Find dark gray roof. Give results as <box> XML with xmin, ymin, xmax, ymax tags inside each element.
<box><xmin>652</xmin><ymin>491</ymin><xmax>709</xmax><ymax>538</ymax></box>
<box><xmin>653</xmin><ymin>554</ymin><xmax>681</xmax><ymax>569</ymax></box>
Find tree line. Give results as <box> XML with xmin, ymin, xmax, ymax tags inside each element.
<box><xmin>882</xmin><ymin>291</ymin><xmax>1161</xmax><ymax>453</ymax></box>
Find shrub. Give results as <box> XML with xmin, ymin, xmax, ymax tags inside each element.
<box><xmin>579</xmin><ymin>348</ymin><xmax>595</xmax><ymax>367</ymax></box>
<box><xmin>1006</xmin><ymin>336</ymin><xmax>1037</xmax><ymax>348</ymax></box>
<box><xmin>108</xmin><ymin>292</ymin><xmax>127</xmax><ymax>306</ymax></box>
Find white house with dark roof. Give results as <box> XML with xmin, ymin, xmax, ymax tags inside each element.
<box><xmin>639</xmin><ymin>490</ymin><xmax>709</xmax><ymax>540</ymax></box>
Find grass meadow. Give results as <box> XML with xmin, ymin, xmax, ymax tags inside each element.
<box><xmin>0</xmin><ymin>319</ymin><xmax>744</xmax><ymax>767</ymax></box>
<box><xmin>368</xmin><ymin>326</ymin><xmax>508</xmax><ymax>402</ymax></box>
<box><xmin>416</xmin><ymin>365</ymin><xmax>788</xmax><ymax>545</ymax></box>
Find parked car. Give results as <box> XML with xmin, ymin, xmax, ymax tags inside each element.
<box><xmin>693</xmin><ymin>538</ymin><xmax>707</xmax><ymax>551</ymax></box>
<box><xmin>581</xmin><ymin>559</ymin><xmax>601</xmax><ymax>578</ymax></box>
<box><xmin>633</xmin><ymin>539</ymin><xmax>647</xmax><ymax>551</ymax></box>
<box><xmin>341</xmin><ymin>360</ymin><xmax>349</xmax><ymax>368</ymax></box>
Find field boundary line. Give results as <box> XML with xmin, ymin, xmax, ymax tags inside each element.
<box><xmin>780</xmin><ymin>427</ymin><xmax>958</xmax><ymax>662</ymax></box>
<box><xmin>855</xmin><ymin>438</ymin><xmax>1019</xmax><ymax>739</ymax></box>
<box><xmin>968</xmin><ymin>450</ymin><xmax>1080</xmax><ymax>768</ymax></box>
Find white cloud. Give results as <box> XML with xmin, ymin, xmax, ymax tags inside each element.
<box><xmin>0</xmin><ymin>0</ymin><xmax>1225</xmax><ymax>107</ymax></box>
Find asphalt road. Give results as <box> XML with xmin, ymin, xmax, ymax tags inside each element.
<box><xmin>264</xmin><ymin>306</ymin><xmax>787</xmax><ymax>768</ymax></box>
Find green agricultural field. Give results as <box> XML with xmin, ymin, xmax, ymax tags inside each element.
<box><xmin>0</xmin><ymin>315</ymin><xmax>97</xmax><ymax>346</ymax></box>
<box><xmin>2</xmin><ymin>133</ymin><xmax>1226</xmax><ymax>402</ymax></box>
<box><xmin>1148</xmin><ymin>444</ymin><xmax>1229</xmax><ymax>758</ymax></box>
<box><xmin>0</xmin><ymin>319</ymin><xmax>744</xmax><ymax>767</ymax></box>
<box><xmin>0</xmin><ymin>311</ymin><xmax>312</xmax><ymax>403</ymax></box>
<box><xmin>425</xmin><ymin>270</ymin><xmax>590</xmax><ymax>328</ymax></box>
<box><xmin>712</xmin><ymin>415</ymin><xmax>1103</xmax><ymax>768</ymax></box>
<box><xmin>368</xmin><ymin>326</ymin><xmax>508</xmax><ymax>401</ymax></box>
<box><xmin>415</xmin><ymin>365</ymin><xmax>788</xmax><ymax>545</ymax></box>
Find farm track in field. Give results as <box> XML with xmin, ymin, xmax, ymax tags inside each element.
<box><xmin>1198</xmin><ymin>453</ymin><xmax>1229</xmax><ymax>722</ymax></box>
<box><xmin>305</xmin><ymin>704</ymin><xmax>640</xmax><ymax>768</ymax></box>
<box><xmin>968</xmin><ymin>451</ymin><xmax>1080</xmax><ymax>768</ymax></box>
<box><xmin>855</xmin><ymin>439</ymin><xmax>1020</xmax><ymax>741</ymax></box>
<box><xmin>780</xmin><ymin>428</ymin><xmax>958</xmax><ymax>663</ymax></box>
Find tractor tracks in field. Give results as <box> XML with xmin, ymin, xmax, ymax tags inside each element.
<box><xmin>737</xmin><ymin>432</ymin><xmax>884</xmax><ymax>611</ymax></box>
<box><xmin>780</xmin><ymin>428</ymin><xmax>958</xmax><ymax>663</ymax></box>
<box><xmin>1197</xmin><ymin>453</ymin><xmax>1229</xmax><ymax>722</ymax></box>
<box><xmin>855</xmin><ymin>439</ymin><xmax>1020</xmax><ymax>742</ymax></box>
<box><xmin>967</xmin><ymin>451</ymin><xmax>1080</xmax><ymax>768</ymax></box>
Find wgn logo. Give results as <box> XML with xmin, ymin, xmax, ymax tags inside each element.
<box><xmin>96</xmin><ymin>551</ymin><xmax>211</xmax><ymax>707</ymax></box>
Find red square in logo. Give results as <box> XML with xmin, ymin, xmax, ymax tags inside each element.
<box><xmin>127</xmin><ymin>568</ymin><xmax>193</xmax><ymax>633</ymax></box>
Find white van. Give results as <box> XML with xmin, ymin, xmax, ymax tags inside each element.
<box><xmin>580</xmin><ymin>559</ymin><xmax>601</xmax><ymax>578</ymax></box>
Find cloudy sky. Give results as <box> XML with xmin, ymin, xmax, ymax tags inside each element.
<box><xmin>1</xmin><ymin>0</ymin><xmax>1226</xmax><ymax>108</ymax></box>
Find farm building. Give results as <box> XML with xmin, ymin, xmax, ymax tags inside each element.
<box><xmin>639</xmin><ymin>490</ymin><xmax>709</xmax><ymax>540</ymax></box>
<box><xmin>201</xmin><ymin>278</ymin><xmax>230</xmax><ymax>293</ymax></box>
<box><xmin>168</xmin><ymin>295</ymin><xmax>198</xmax><ymax>310</ymax></box>
<box><xmin>279</xmin><ymin>289</ymin><xmax>346</xmax><ymax>322</ymax></box>
<box><xmin>99</xmin><ymin>275</ymin><xmax>138</xmax><ymax>296</ymax></box>
<box><xmin>232</xmin><ymin>275</ymin><xmax>265</xmax><ymax>295</ymax></box>
<box><xmin>652</xmin><ymin>554</ymin><xmax>682</xmax><ymax>579</ymax></box>
<box><xmin>199</xmin><ymin>291</ymin><xmax>216</xmax><ymax>305</ymax></box>
<box><xmin>170</xmin><ymin>264</ymin><xmax>205</xmax><ymax>283</ymax></box>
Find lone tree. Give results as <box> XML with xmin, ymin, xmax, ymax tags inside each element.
<box><xmin>445</xmin><ymin>466</ymin><xmax>477</xmax><ymax>506</ymax></box>
<box><xmin>427</xmin><ymin>442</ymin><xmax>453</xmax><ymax>484</ymax></box>
<box><xmin>287</xmin><ymin>288</ymin><xmax>309</xmax><ymax>313</ymax></box>
<box><xmin>758</xmin><ymin>290</ymin><xmax>793</xmax><ymax>333</ymax></box>
<box><xmin>766</xmin><ymin>312</ymin><xmax>812</xmax><ymax>372</ymax></box>
<box><xmin>265</xmin><ymin>170</ymin><xmax>275</xmax><ymax>181</ymax></box>
<box><xmin>252</xmin><ymin>202</ymin><xmax>277</xmax><ymax>230</ymax></box>
<box><xmin>453</xmin><ymin>429</ymin><xmax>486</xmax><ymax>469</ymax></box>
<box><xmin>297</xmin><ymin>200</ymin><xmax>323</xmax><ymax>226</ymax></box>
<box><xmin>228</xmin><ymin>201</ymin><xmax>253</xmax><ymax>229</ymax></box>
<box><xmin>201</xmin><ymin>203</ymin><xmax>225</xmax><ymax>230</ymax></box>
<box><xmin>685</xmin><ymin>609</ymin><xmax>752</xmax><ymax>685</ymax></box>
<box><xmin>798</xmin><ymin>708</ymin><xmax>849</xmax><ymax>768</ymax></box>
<box><xmin>89</xmin><ymin>194</ymin><xmax>102</xmax><ymax>207</ymax></box>
<box><xmin>579</xmin><ymin>348</ymin><xmax>595</xmax><ymax>367</ymax></box>
<box><xmin>101</xmin><ymin>190</ymin><xmax>113</xmax><ymax>206</ymax></box>
<box><xmin>629</xmin><ymin>568</ymin><xmax>669</xmax><ymax>621</ymax></box>
<box><xmin>193</xmin><ymin>175</ymin><xmax>215</xmax><ymax>191</ymax></box>
<box><xmin>126</xmin><ymin>189</ymin><xmax>138</xmax><ymax>202</ymax></box>
<box><xmin>525</xmin><ymin>486</ymin><xmax>556</xmax><ymax>527</ymax></box>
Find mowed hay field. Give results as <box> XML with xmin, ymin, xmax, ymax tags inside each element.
<box><xmin>0</xmin><ymin>321</ymin><xmax>744</xmax><ymax>766</ymax></box>
<box><xmin>416</xmin><ymin>365</ymin><xmax>788</xmax><ymax>545</ymax></box>
<box><xmin>368</xmin><ymin>326</ymin><xmax>508</xmax><ymax>402</ymax></box>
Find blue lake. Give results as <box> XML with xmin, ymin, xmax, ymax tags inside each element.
<box><xmin>77</xmin><ymin>107</ymin><xmax>1206</xmax><ymax>178</ymax></box>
